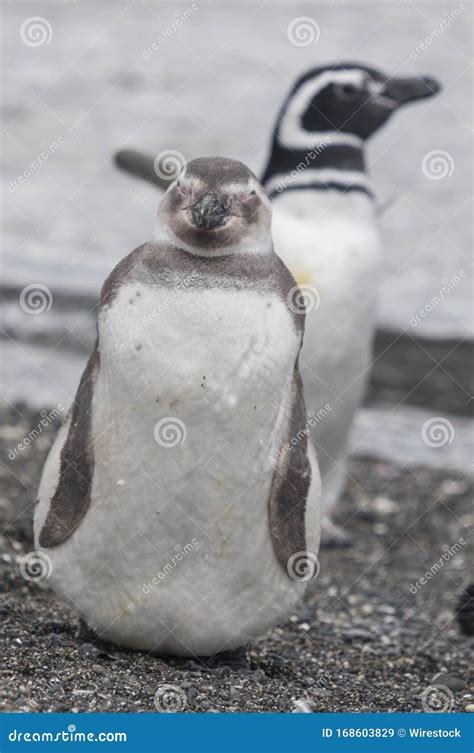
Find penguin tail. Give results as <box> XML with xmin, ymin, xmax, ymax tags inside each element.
<box><xmin>114</xmin><ymin>149</ymin><xmax>169</xmax><ymax>191</ymax></box>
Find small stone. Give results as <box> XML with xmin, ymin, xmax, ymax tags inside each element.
<box><xmin>292</xmin><ymin>698</ymin><xmax>312</xmax><ymax>713</ymax></box>
<box><xmin>228</xmin><ymin>687</ymin><xmax>240</xmax><ymax>702</ymax></box>
<box><xmin>431</xmin><ymin>673</ymin><xmax>466</xmax><ymax>692</ymax></box>
<box><xmin>184</xmin><ymin>685</ymin><xmax>199</xmax><ymax>702</ymax></box>
<box><xmin>439</xmin><ymin>479</ymin><xmax>468</xmax><ymax>496</ymax></box>
<box><xmin>342</xmin><ymin>628</ymin><xmax>374</xmax><ymax>644</ymax></box>
<box><xmin>372</xmin><ymin>496</ymin><xmax>399</xmax><ymax>515</ymax></box>
<box><xmin>465</xmin><ymin>704</ymin><xmax>474</xmax><ymax>712</ymax></box>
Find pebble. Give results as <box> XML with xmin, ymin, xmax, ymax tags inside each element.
<box><xmin>342</xmin><ymin>628</ymin><xmax>374</xmax><ymax>644</ymax></box>
<box><xmin>372</xmin><ymin>496</ymin><xmax>399</xmax><ymax>515</ymax></box>
<box><xmin>431</xmin><ymin>673</ymin><xmax>466</xmax><ymax>692</ymax></box>
<box><xmin>292</xmin><ymin>699</ymin><xmax>312</xmax><ymax>713</ymax></box>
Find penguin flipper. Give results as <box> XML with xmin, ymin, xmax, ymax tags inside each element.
<box><xmin>38</xmin><ymin>345</ymin><xmax>100</xmax><ymax>548</ymax></box>
<box><xmin>114</xmin><ymin>149</ymin><xmax>169</xmax><ymax>192</ymax></box>
<box><xmin>268</xmin><ymin>367</ymin><xmax>311</xmax><ymax>576</ymax></box>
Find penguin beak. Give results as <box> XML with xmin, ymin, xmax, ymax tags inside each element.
<box><xmin>380</xmin><ymin>75</ymin><xmax>441</xmax><ymax>106</ymax></box>
<box><xmin>189</xmin><ymin>193</ymin><xmax>230</xmax><ymax>231</ymax></box>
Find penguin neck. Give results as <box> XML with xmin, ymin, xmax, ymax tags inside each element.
<box><xmin>152</xmin><ymin>220</ymin><xmax>273</xmax><ymax>258</ymax></box>
<box><xmin>262</xmin><ymin>137</ymin><xmax>375</xmax><ymax>202</ymax></box>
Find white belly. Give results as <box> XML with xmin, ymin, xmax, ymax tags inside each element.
<box><xmin>35</xmin><ymin>284</ymin><xmax>313</xmax><ymax>655</ymax></box>
<box><xmin>272</xmin><ymin>191</ymin><xmax>381</xmax><ymax>471</ymax></box>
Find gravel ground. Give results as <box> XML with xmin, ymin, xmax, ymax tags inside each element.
<box><xmin>1</xmin><ymin>404</ymin><xmax>472</xmax><ymax>713</ymax></box>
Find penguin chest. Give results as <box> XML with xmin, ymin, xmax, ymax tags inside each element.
<box><xmin>55</xmin><ymin>281</ymin><xmax>303</xmax><ymax>652</ymax></box>
<box><xmin>98</xmin><ymin>281</ymin><xmax>297</xmax><ymax>415</ymax></box>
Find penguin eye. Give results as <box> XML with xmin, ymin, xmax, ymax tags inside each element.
<box><xmin>237</xmin><ymin>190</ymin><xmax>257</xmax><ymax>202</ymax></box>
<box><xmin>177</xmin><ymin>181</ymin><xmax>189</xmax><ymax>197</ymax></box>
<box><xmin>335</xmin><ymin>83</ymin><xmax>360</xmax><ymax>100</ymax></box>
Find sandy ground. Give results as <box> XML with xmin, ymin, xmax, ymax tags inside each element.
<box><xmin>1</xmin><ymin>404</ymin><xmax>472</xmax><ymax>713</ymax></box>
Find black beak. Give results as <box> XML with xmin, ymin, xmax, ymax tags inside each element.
<box><xmin>381</xmin><ymin>75</ymin><xmax>441</xmax><ymax>106</ymax></box>
<box><xmin>189</xmin><ymin>193</ymin><xmax>230</xmax><ymax>230</ymax></box>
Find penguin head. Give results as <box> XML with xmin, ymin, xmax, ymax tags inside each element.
<box><xmin>158</xmin><ymin>157</ymin><xmax>272</xmax><ymax>255</ymax></box>
<box><xmin>278</xmin><ymin>63</ymin><xmax>440</xmax><ymax>146</ymax></box>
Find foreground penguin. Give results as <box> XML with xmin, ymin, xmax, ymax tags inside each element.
<box><xmin>34</xmin><ymin>157</ymin><xmax>321</xmax><ymax>656</ymax></box>
<box><xmin>115</xmin><ymin>62</ymin><xmax>440</xmax><ymax>545</ymax></box>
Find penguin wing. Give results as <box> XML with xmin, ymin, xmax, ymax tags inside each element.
<box><xmin>38</xmin><ymin>345</ymin><xmax>100</xmax><ymax>548</ymax></box>
<box><xmin>268</xmin><ymin>366</ymin><xmax>311</xmax><ymax>576</ymax></box>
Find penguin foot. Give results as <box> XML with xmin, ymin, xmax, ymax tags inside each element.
<box><xmin>75</xmin><ymin>617</ymin><xmax>99</xmax><ymax>643</ymax></box>
<box><xmin>207</xmin><ymin>644</ymin><xmax>252</xmax><ymax>672</ymax></box>
<box><xmin>320</xmin><ymin>519</ymin><xmax>353</xmax><ymax>548</ymax></box>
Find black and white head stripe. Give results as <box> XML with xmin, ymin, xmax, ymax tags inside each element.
<box><xmin>278</xmin><ymin>68</ymin><xmax>370</xmax><ymax>151</ymax></box>
<box><xmin>264</xmin><ymin>168</ymin><xmax>375</xmax><ymax>201</ymax></box>
<box><xmin>262</xmin><ymin>62</ymin><xmax>439</xmax><ymax>200</ymax></box>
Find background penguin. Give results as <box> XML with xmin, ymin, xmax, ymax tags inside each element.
<box><xmin>34</xmin><ymin>157</ymin><xmax>321</xmax><ymax>657</ymax></box>
<box><xmin>114</xmin><ymin>62</ymin><xmax>440</xmax><ymax>545</ymax></box>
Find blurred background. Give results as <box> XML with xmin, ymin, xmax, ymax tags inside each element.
<box><xmin>1</xmin><ymin>0</ymin><xmax>472</xmax><ymax>474</ymax></box>
<box><xmin>1</xmin><ymin>0</ymin><xmax>473</xmax><ymax>715</ymax></box>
